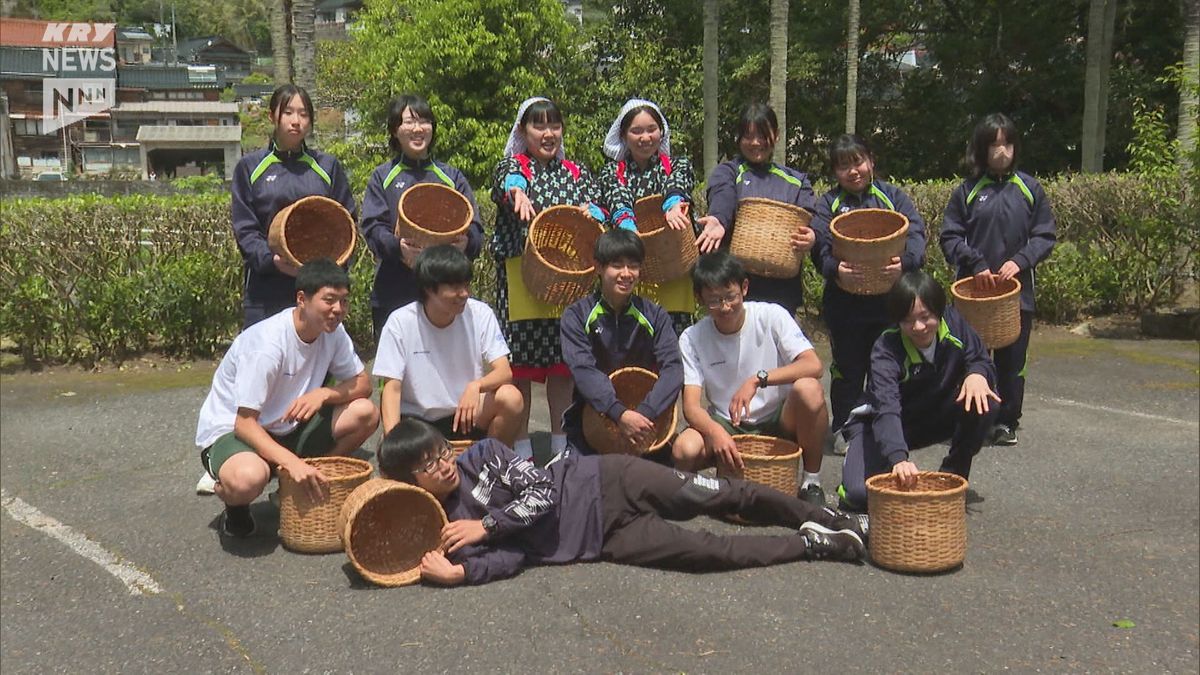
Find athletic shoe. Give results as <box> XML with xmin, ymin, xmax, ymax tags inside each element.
<box><xmin>822</xmin><ymin>506</ymin><xmax>870</xmax><ymax>544</ymax></box>
<box><xmin>832</xmin><ymin>432</ymin><xmax>849</xmax><ymax>456</ymax></box>
<box><xmin>798</xmin><ymin>483</ymin><xmax>827</xmax><ymax>507</ymax></box>
<box><xmin>195</xmin><ymin>471</ymin><xmax>217</xmax><ymax>495</ymax></box>
<box><xmin>221</xmin><ymin>505</ymin><xmax>255</xmax><ymax>538</ymax></box>
<box><xmin>991</xmin><ymin>424</ymin><xmax>1018</xmax><ymax>446</ymax></box>
<box><xmin>798</xmin><ymin>522</ymin><xmax>865</xmax><ymax>562</ymax></box>
<box><xmin>836</xmin><ymin>484</ymin><xmax>866</xmax><ymax>513</ymax></box>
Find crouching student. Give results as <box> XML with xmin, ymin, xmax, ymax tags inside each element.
<box><xmin>838</xmin><ymin>271</ymin><xmax>999</xmax><ymax>511</ymax></box>
<box><xmin>560</xmin><ymin>229</ymin><xmax>683</xmax><ymax>454</ymax></box>
<box><xmin>671</xmin><ymin>252</ymin><xmax>830</xmax><ymax>506</ymax></box>
<box><xmin>379</xmin><ymin>419</ymin><xmax>868</xmax><ymax>586</ymax></box>
<box><xmin>373</xmin><ymin>245</ymin><xmax>524</xmax><ymax>445</ymax></box>
<box><xmin>195</xmin><ymin>259</ymin><xmax>380</xmax><ymax>537</ymax></box>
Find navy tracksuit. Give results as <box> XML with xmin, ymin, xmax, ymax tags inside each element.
<box><xmin>809</xmin><ymin>180</ymin><xmax>927</xmax><ymax>433</ymax></box>
<box><xmin>559</xmin><ymin>293</ymin><xmax>683</xmax><ymax>454</ymax></box>
<box><xmin>940</xmin><ymin>170</ymin><xmax>1056</xmax><ymax>430</ymax></box>
<box><xmin>840</xmin><ymin>307</ymin><xmax>997</xmax><ymax>508</ymax></box>
<box><xmin>230</xmin><ymin>142</ymin><xmax>357</xmax><ymax>328</ymax></box>
<box><xmin>706</xmin><ymin>158</ymin><xmax>816</xmax><ymax>316</ymax></box>
<box><xmin>359</xmin><ymin>155</ymin><xmax>484</xmax><ymax>340</ymax></box>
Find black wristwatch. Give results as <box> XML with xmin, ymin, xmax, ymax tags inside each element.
<box><xmin>756</xmin><ymin>369</ymin><xmax>770</xmax><ymax>388</ymax></box>
<box><xmin>481</xmin><ymin>514</ymin><xmax>498</xmax><ymax>537</ymax></box>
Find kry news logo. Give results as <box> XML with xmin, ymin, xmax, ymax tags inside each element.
<box><xmin>40</xmin><ymin>22</ymin><xmax>117</xmax><ymax>135</ymax></box>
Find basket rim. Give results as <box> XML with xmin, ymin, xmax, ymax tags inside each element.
<box><xmin>950</xmin><ymin>276</ymin><xmax>1023</xmax><ymax>303</ymax></box>
<box><xmin>281</xmin><ymin>455</ymin><xmax>373</xmax><ymax>485</ymax></box>
<box><xmin>829</xmin><ymin>208</ymin><xmax>909</xmax><ymax>244</ymax></box>
<box><xmin>736</xmin><ymin>196</ymin><xmax>811</xmax><ymax>219</ymax></box>
<box><xmin>866</xmin><ymin>470</ymin><xmax>968</xmax><ymax>497</ymax></box>
<box><xmin>275</xmin><ymin>195</ymin><xmax>357</xmax><ymax>264</ymax></box>
<box><xmin>527</xmin><ymin>205</ymin><xmax>602</xmax><ymax>275</ymax></box>
<box><xmin>342</xmin><ymin>479</ymin><xmax>448</xmax><ymax>585</ymax></box>
<box><xmin>397</xmin><ymin>182</ymin><xmax>473</xmax><ymax>236</ymax></box>
<box><xmin>730</xmin><ymin>433</ymin><xmax>802</xmax><ymax>461</ymax></box>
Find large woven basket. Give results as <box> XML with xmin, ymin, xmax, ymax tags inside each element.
<box><xmin>278</xmin><ymin>456</ymin><xmax>373</xmax><ymax>553</ymax></box>
<box><xmin>866</xmin><ymin>471</ymin><xmax>967</xmax><ymax>573</ymax></box>
<box><xmin>396</xmin><ymin>183</ymin><xmax>473</xmax><ymax>247</ymax></box>
<box><xmin>730</xmin><ymin>198</ymin><xmax>812</xmax><ymax>279</ymax></box>
<box><xmin>521</xmin><ymin>205</ymin><xmax>604</xmax><ymax>306</ymax></box>
<box><xmin>951</xmin><ymin>277</ymin><xmax>1022</xmax><ymax>349</ymax></box>
<box><xmin>338</xmin><ymin>478</ymin><xmax>448</xmax><ymax>587</ymax></box>
<box><xmin>268</xmin><ymin>195</ymin><xmax>357</xmax><ymax>268</ymax></box>
<box><xmin>633</xmin><ymin>195</ymin><xmax>699</xmax><ymax>284</ymax></box>
<box><xmin>829</xmin><ymin>208</ymin><xmax>909</xmax><ymax>295</ymax></box>
<box><xmin>582</xmin><ymin>367</ymin><xmax>677</xmax><ymax>454</ymax></box>
<box><xmin>716</xmin><ymin>434</ymin><xmax>802</xmax><ymax>494</ymax></box>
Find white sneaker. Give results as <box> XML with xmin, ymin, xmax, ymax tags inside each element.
<box><xmin>195</xmin><ymin>471</ymin><xmax>217</xmax><ymax>495</ymax></box>
<box><xmin>832</xmin><ymin>432</ymin><xmax>849</xmax><ymax>456</ymax></box>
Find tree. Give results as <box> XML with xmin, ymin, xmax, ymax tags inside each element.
<box><xmin>270</xmin><ymin>0</ymin><xmax>293</xmax><ymax>84</ymax></box>
<box><xmin>1180</xmin><ymin>0</ymin><xmax>1199</xmax><ymax>172</ymax></box>
<box><xmin>769</xmin><ymin>0</ymin><xmax>788</xmax><ymax>164</ymax></box>
<box><xmin>703</xmin><ymin>0</ymin><xmax>720</xmax><ymax>176</ymax></box>
<box><xmin>291</xmin><ymin>0</ymin><xmax>315</xmax><ymax>92</ymax></box>
<box><xmin>845</xmin><ymin>0</ymin><xmax>859</xmax><ymax>134</ymax></box>
<box><xmin>1082</xmin><ymin>0</ymin><xmax>1118</xmax><ymax>172</ymax></box>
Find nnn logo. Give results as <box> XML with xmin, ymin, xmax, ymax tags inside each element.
<box><xmin>43</xmin><ymin>78</ymin><xmax>116</xmax><ymax>134</ymax></box>
<box><xmin>39</xmin><ymin>23</ymin><xmax>117</xmax><ymax>134</ymax></box>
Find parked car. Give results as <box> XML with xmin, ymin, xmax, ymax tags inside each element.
<box><xmin>34</xmin><ymin>171</ymin><xmax>67</xmax><ymax>181</ymax></box>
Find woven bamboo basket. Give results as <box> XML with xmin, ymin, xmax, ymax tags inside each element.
<box><xmin>716</xmin><ymin>434</ymin><xmax>802</xmax><ymax>494</ymax></box>
<box><xmin>730</xmin><ymin>198</ymin><xmax>812</xmax><ymax>279</ymax></box>
<box><xmin>633</xmin><ymin>195</ymin><xmax>699</xmax><ymax>284</ymax></box>
<box><xmin>338</xmin><ymin>478</ymin><xmax>448</xmax><ymax>587</ymax></box>
<box><xmin>521</xmin><ymin>205</ymin><xmax>604</xmax><ymax>306</ymax></box>
<box><xmin>278</xmin><ymin>456</ymin><xmax>373</xmax><ymax>553</ymax></box>
<box><xmin>951</xmin><ymin>277</ymin><xmax>1022</xmax><ymax>349</ymax></box>
<box><xmin>866</xmin><ymin>471</ymin><xmax>967</xmax><ymax>573</ymax></box>
<box><xmin>582</xmin><ymin>367</ymin><xmax>677</xmax><ymax>455</ymax></box>
<box><xmin>829</xmin><ymin>208</ymin><xmax>909</xmax><ymax>295</ymax></box>
<box><xmin>268</xmin><ymin>195</ymin><xmax>357</xmax><ymax>268</ymax></box>
<box><xmin>448</xmin><ymin>439</ymin><xmax>473</xmax><ymax>456</ymax></box>
<box><xmin>395</xmin><ymin>183</ymin><xmax>473</xmax><ymax>247</ymax></box>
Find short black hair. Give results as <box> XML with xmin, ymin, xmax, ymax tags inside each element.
<box><xmin>378</xmin><ymin>418</ymin><xmax>445</xmax><ymax>484</ymax></box>
<box><xmin>886</xmin><ymin>271</ymin><xmax>947</xmax><ymax>324</ymax></box>
<box><xmin>692</xmin><ymin>251</ymin><xmax>747</xmax><ymax>295</ymax></box>
<box><xmin>968</xmin><ymin>113</ymin><xmax>1020</xmax><ymax>178</ymax></box>
<box><xmin>386</xmin><ymin>94</ymin><xmax>437</xmax><ymax>155</ymax></box>
<box><xmin>521</xmin><ymin>99</ymin><xmax>565</xmax><ymax>128</ymax></box>
<box><xmin>295</xmin><ymin>258</ymin><xmax>350</xmax><ymax>297</ymax></box>
<box><xmin>619</xmin><ymin>104</ymin><xmax>664</xmax><ymax>137</ymax></box>
<box><xmin>735</xmin><ymin>102</ymin><xmax>778</xmax><ymax>145</ymax></box>
<box><xmin>828</xmin><ymin>133</ymin><xmax>874</xmax><ymax>172</ymax></box>
<box><xmin>414</xmin><ymin>245</ymin><xmax>473</xmax><ymax>302</ymax></box>
<box><xmin>269</xmin><ymin>84</ymin><xmax>314</xmax><ymax>124</ymax></box>
<box><xmin>594</xmin><ymin>228</ymin><xmax>645</xmax><ymax>266</ymax></box>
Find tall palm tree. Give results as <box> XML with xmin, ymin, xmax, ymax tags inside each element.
<box><xmin>703</xmin><ymin>0</ymin><xmax>720</xmax><ymax>177</ymax></box>
<box><xmin>271</xmin><ymin>0</ymin><xmax>293</xmax><ymax>84</ymax></box>
<box><xmin>845</xmin><ymin>0</ymin><xmax>859</xmax><ymax>134</ymax></box>
<box><xmin>1081</xmin><ymin>0</ymin><xmax>1117</xmax><ymax>172</ymax></box>
<box><xmin>769</xmin><ymin>0</ymin><xmax>788</xmax><ymax>165</ymax></box>
<box><xmin>291</xmin><ymin>0</ymin><xmax>316</xmax><ymax>93</ymax></box>
<box><xmin>1179</xmin><ymin>0</ymin><xmax>1198</xmax><ymax>174</ymax></box>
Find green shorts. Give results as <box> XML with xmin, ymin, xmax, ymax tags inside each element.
<box><xmin>713</xmin><ymin>404</ymin><xmax>786</xmax><ymax>438</ymax></box>
<box><xmin>420</xmin><ymin>415</ymin><xmax>487</xmax><ymax>442</ymax></box>
<box><xmin>200</xmin><ymin>404</ymin><xmax>336</xmax><ymax>479</ymax></box>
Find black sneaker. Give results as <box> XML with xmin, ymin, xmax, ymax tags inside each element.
<box><xmin>822</xmin><ymin>506</ymin><xmax>869</xmax><ymax>544</ymax></box>
<box><xmin>798</xmin><ymin>483</ymin><xmax>827</xmax><ymax>507</ymax></box>
<box><xmin>798</xmin><ymin>522</ymin><xmax>865</xmax><ymax>562</ymax></box>
<box><xmin>221</xmin><ymin>504</ymin><xmax>255</xmax><ymax>538</ymax></box>
<box><xmin>991</xmin><ymin>423</ymin><xmax>1018</xmax><ymax>446</ymax></box>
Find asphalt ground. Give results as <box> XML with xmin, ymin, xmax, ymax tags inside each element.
<box><xmin>1</xmin><ymin>326</ymin><xmax>1197</xmax><ymax>673</ymax></box>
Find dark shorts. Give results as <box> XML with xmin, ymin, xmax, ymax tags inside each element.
<box><xmin>712</xmin><ymin>404</ymin><xmax>786</xmax><ymax>438</ymax></box>
<box><xmin>420</xmin><ymin>415</ymin><xmax>487</xmax><ymax>442</ymax></box>
<box><xmin>200</xmin><ymin>404</ymin><xmax>336</xmax><ymax>479</ymax></box>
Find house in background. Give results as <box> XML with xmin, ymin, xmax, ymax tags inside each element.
<box><xmin>114</xmin><ymin>100</ymin><xmax>240</xmax><ymax>179</ymax></box>
<box><xmin>315</xmin><ymin>0</ymin><xmax>363</xmax><ymax>41</ymax></box>
<box><xmin>172</xmin><ymin>36</ymin><xmax>254</xmax><ymax>82</ymax></box>
<box><xmin>117</xmin><ymin>64</ymin><xmax>225</xmax><ymax>103</ymax></box>
<box><xmin>117</xmin><ymin>27</ymin><xmax>155</xmax><ymax>65</ymax></box>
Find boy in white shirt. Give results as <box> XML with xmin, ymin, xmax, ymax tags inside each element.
<box><xmin>195</xmin><ymin>259</ymin><xmax>380</xmax><ymax>537</ymax></box>
<box><xmin>373</xmin><ymin>245</ymin><xmax>523</xmax><ymax>446</ymax></box>
<box><xmin>672</xmin><ymin>252</ymin><xmax>830</xmax><ymax>506</ymax></box>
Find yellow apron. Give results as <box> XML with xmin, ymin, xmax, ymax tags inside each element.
<box><xmin>505</xmin><ymin>257</ymin><xmax>695</xmax><ymax>320</ymax></box>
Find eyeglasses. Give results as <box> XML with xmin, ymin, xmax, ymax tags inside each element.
<box><xmin>399</xmin><ymin>118</ymin><xmax>432</xmax><ymax>131</ymax></box>
<box><xmin>703</xmin><ymin>293</ymin><xmax>742</xmax><ymax>310</ymax></box>
<box><xmin>415</xmin><ymin>443</ymin><xmax>453</xmax><ymax>474</ymax></box>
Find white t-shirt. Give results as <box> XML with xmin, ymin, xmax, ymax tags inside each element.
<box><xmin>372</xmin><ymin>298</ymin><xmax>510</xmax><ymax>421</ymax></box>
<box><xmin>195</xmin><ymin>308</ymin><xmax>364</xmax><ymax>449</ymax></box>
<box><xmin>679</xmin><ymin>301</ymin><xmax>814</xmax><ymax>424</ymax></box>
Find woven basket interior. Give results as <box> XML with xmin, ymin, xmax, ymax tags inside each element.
<box><xmin>832</xmin><ymin>210</ymin><xmax>906</xmax><ymax>241</ymax></box>
<box><xmin>633</xmin><ymin>196</ymin><xmax>668</xmax><ymax>235</ymax></box>
<box><xmin>530</xmin><ymin>209</ymin><xmax>600</xmax><ymax>272</ymax></box>
<box><xmin>953</xmin><ymin>277</ymin><xmax>1020</xmax><ymax>300</ymax></box>
<box><xmin>734</xmin><ymin>435</ymin><xmax>799</xmax><ymax>458</ymax></box>
<box><xmin>869</xmin><ymin>472</ymin><xmax>966</xmax><ymax>494</ymax></box>
<box><xmin>348</xmin><ymin>489</ymin><xmax>444</xmax><ymax>577</ymax></box>
<box><xmin>284</xmin><ymin>199</ymin><xmax>355</xmax><ymax>263</ymax></box>
<box><xmin>401</xmin><ymin>184</ymin><xmax>472</xmax><ymax>234</ymax></box>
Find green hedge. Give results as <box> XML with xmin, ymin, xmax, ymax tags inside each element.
<box><xmin>1</xmin><ymin>172</ymin><xmax>1194</xmax><ymax>366</ymax></box>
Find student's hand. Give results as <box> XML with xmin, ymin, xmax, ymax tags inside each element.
<box><xmin>707</xmin><ymin>427</ymin><xmax>744</xmax><ymax>472</ymax></box>
<box><xmin>420</xmin><ymin>550</ymin><xmax>466</xmax><ymax>586</ymax></box>
<box><xmin>284</xmin><ymin>388</ymin><xmax>331</xmax><ymax>423</ymax></box>
<box><xmin>617</xmin><ymin>410</ymin><xmax>656</xmax><ymax>449</ymax></box>
<box><xmin>997</xmin><ymin>260</ymin><xmax>1021</xmax><ymax>281</ymax></box>
<box><xmin>789</xmin><ymin>226</ymin><xmax>815</xmax><ymax>253</ymax></box>
<box><xmin>454</xmin><ymin>381</ymin><xmax>483</xmax><ymax>435</ymax></box>
<box><xmin>881</xmin><ymin>256</ymin><xmax>902</xmax><ymax>283</ymax></box>
<box><xmin>695</xmin><ymin>215</ymin><xmax>725</xmax><ymax>253</ymax></box>
<box><xmin>399</xmin><ymin>237</ymin><xmax>424</xmax><ymax>268</ymax></box>
<box><xmin>836</xmin><ymin>260</ymin><xmax>867</xmax><ymax>287</ymax></box>
<box><xmin>441</xmin><ymin>519</ymin><xmax>488</xmax><ymax>554</ymax></box>
<box><xmin>280</xmin><ymin>458</ymin><xmax>329</xmax><ymax>503</ymax></box>
<box><xmin>728</xmin><ymin>377</ymin><xmax>758</xmax><ymax>427</ymax></box>
<box><xmin>273</xmin><ymin>254</ymin><xmax>300</xmax><ymax>277</ymax></box>
<box><xmin>510</xmin><ymin>187</ymin><xmax>535</xmax><ymax>222</ymax></box>
<box><xmin>956</xmin><ymin>372</ymin><xmax>1001</xmax><ymax>415</ymax></box>
<box><xmin>891</xmin><ymin>460</ymin><xmax>919</xmax><ymax>488</ymax></box>
<box><xmin>664</xmin><ymin>202</ymin><xmax>690</xmax><ymax>231</ymax></box>
<box><xmin>450</xmin><ymin>233</ymin><xmax>469</xmax><ymax>252</ymax></box>
<box><xmin>973</xmin><ymin>269</ymin><xmax>997</xmax><ymax>291</ymax></box>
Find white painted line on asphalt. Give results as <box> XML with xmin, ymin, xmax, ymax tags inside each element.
<box><xmin>1042</xmin><ymin>396</ymin><xmax>1199</xmax><ymax>427</ymax></box>
<box><xmin>0</xmin><ymin>488</ymin><xmax>163</xmax><ymax>597</ymax></box>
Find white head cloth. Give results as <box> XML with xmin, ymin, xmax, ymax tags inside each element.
<box><xmin>603</xmin><ymin>98</ymin><xmax>671</xmax><ymax>161</ymax></box>
<box><xmin>503</xmin><ymin>96</ymin><xmax>565</xmax><ymax>160</ymax></box>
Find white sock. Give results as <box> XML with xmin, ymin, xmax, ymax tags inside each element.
<box><xmin>801</xmin><ymin>471</ymin><xmax>821</xmax><ymax>489</ymax></box>
<box><xmin>551</xmin><ymin>433</ymin><xmax>567</xmax><ymax>453</ymax></box>
<box><xmin>513</xmin><ymin>438</ymin><xmax>533</xmax><ymax>460</ymax></box>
